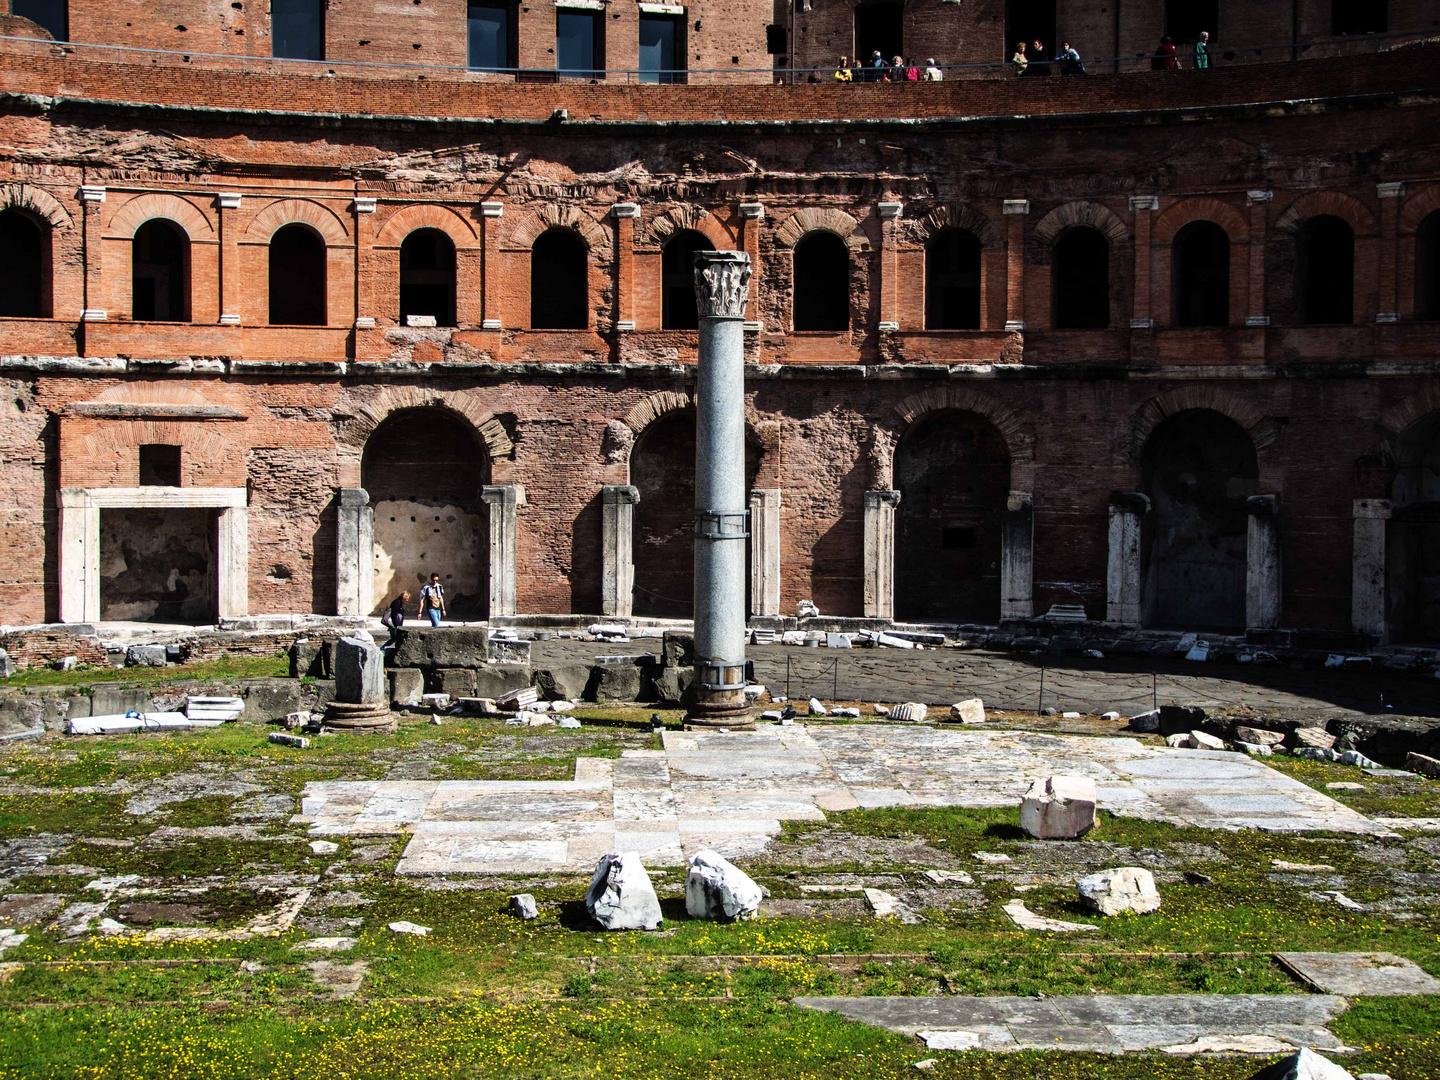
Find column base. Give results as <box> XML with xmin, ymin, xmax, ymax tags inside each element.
<box><xmin>684</xmin><ymin>691</ymin><xmax>754</xmax><ymax>730</ymax></box>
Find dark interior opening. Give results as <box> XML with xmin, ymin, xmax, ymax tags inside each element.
<box><xmin>12</xmin><ymin>0</ymin><xmax>67</xmax><ymax>41</ymax></box>
<box><xmin>854</xmin><ymin>2</ymin><xmax>903</xmax><ymax>70</ymax></box>
<box><xmin>531</xmin><ymin>228</ymin><xmax>589</xmax><ymax>329</ymax></box>
<box><xmin>0</xmin><ymin>209</ymin><xmax>46</xmax><ymax>318</ymax></box>
<box><xmin>1297</xmin><ymin>215</ymin><xmax>1355</xmax><ymax>325</ymax></box>
<box><xmin>268</xmin><ymin>223</ymin><xmax>327</xmax><ymax>326</ymax></box>
<box><xmin>793</xmin><ymin>231</ymin><xmax>850</xmax><ymax>331</ymax></box>
<box><xmin>926</xmin><ymin>229</ymin><xmax>982</xmax><ymax>330</ymax></box>
<box><xmin>132</xmin><ymin>219</ymin><xmax>190</xmax><ymax>322</ymax></box>
<box><xmin>661</xmin><ymin>230</ymin><xmax>711</xmax><ymax>329</ymax></box>
<box><xmin>1165</xmin><ymin>0</ymin><xmax>1218</xmax><ymax>45</ymax></box>
<box><xmin>639</xmin><ymin>15</ymin><xmax>684</xmax><ymax>83</ymax></box>
<box><xmin>556</xmin><ymin>9</ymin><xmax>603</xmax><ymax>78</ymax></box>
<box><xmin>1389</xmin><ymin>412</ymin><xmax>1440</xmax><ymax>643</ymax></box>
<box><xmin>1174</xmin><ymin>220</ymin><xmax>1229</xmax><ymax>327</ymax></box>
<box><xmin>271</xmin><ymin>0</ymin><xmax>325</xmax><ymax>60</ymax></box>
<box><xmin>400</xmin><ymin>228</ymin><xmax>457</xmax><ymax>327</ymax></box>
<box><xmin>467</xmin><ymin>2</ymin><xmax>515</xmax><ymax>70</ymax></box>
<box><xmin>1332</xmin><ymin>0</ymin><xmax>1387</xmax><ymax>35</ymax></box>
<box><xmin>941</xmin><ymin>526</ymin><xmax>976</xmax><ymax>550</ymax></box>
<box><xmin>1004</xmin><ymin>0</ymin><xmax>1055</xmax><ymax>63</ymax></box>
<box><xmin>139</xmin><ymin>444</ymin><xmax>182</xmax><ymax>487</ymax></box>
<box><xmin>1419</xmin><ymin>211</ymin><xmax>1440</xmax><ymax>320</ymax></box>
<box><xmin>1053</xmin><ymin>226</ymin><xmax>1110</xmax><ymax>329</ymax></box>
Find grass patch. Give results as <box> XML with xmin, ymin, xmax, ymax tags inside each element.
<box><xmin>0</xmin><ymin>653</ymin><xmax>289</xmax><ymax>689</ymax></box>
<box><xmin>1267</xmin><ymin>757</ymin><xmax>1440</xmax><ymax>818</ymax></box>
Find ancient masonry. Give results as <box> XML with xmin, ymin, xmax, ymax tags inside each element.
<box><xmin>0</xmin><ymin>3</ymin><xmax>1438</xmax><ymax>642</ymax></box>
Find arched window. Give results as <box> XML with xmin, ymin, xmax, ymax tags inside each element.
<box><xmin>661</xmin><ymin>230</ymin><xmax>711</xmax><ymax>330</ymax></box>
<box><xmin>400</xmin><ymin>228</ymin><xmax>457</xmax><ymax>327</ymax></box>
<box><xmin>12</xmin><ymin>0</ymin><xmax>68</xmax><ymax>41</ymax></box>
<box><xmin>1418</xmin><ymin>211</ymin><xmax>1440</xmax><ymax>320</ymax></box>
<box><xmin>1173</xmin><ymin>221</ymin><xmax>1229</xmax><ymax>327</ymax></box>
<box><xmin>793</xmin><ymin>232</ymin><xmax>850</xmax><ymax>331</ymax></box>
<box><xmin>132</xmin><ymin>219</ymin><xmax>190</xmax><ymax>322</ymax></box>
<box><xmin>0</xmin><ymin>209</ymin><xmax>48</xmax><ymax>318</ymax></box>
<box><xmin>926</xmin><ymin>229</ymin><xmax>982</xmax><ymax>330</ymax></box>
<box><xmin>268</xmin><ymin>224</ymin><xmax>327</xmax><ymax>326</ymax></box>
<box><xmin>1297</xmin><ymin>215</ymin><xmax>1354</xmax><ymax>325</ymax></box>
<box><xmin>531</xmin><ymin>229</ymin><xmax>588</xmax><ymax>329</ymax></box>
<box><xmin>1053</xmin><ymin>227</ymin><xmax>1109</xmax><ymax>328</ymax></box>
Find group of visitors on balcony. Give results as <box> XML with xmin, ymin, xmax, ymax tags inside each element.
<box><xmin>832</xmin><ymin>53</ymin><xmax>944</xmax><ymax>82</ymax></box>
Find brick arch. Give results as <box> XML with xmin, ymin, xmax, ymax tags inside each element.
<box><xmin>891</xmin><ymin>388</ymin><xmax>1035</xmax><ymax>494</ymax></box>
<box><xmin>1033</xmin><ymin>201</ymin><xmax>1128</xmax><ymax>246</ymax></box>
<box><xmin>508</xmin><ymin>205</ymin><xmax>608</xmax><ymax>252</ymax></box>
<box><xmin>1379</xmin><ymin>389</ymin><xmax>1440</xmax><ymax>443</ymax></box>
<box><xmin>1152</xmin><ymin>196</ymin><xmax>1248</xmax><ymax>246</ymax></box>
<box><xmin>1130</xmin><ymin>388</ymin><xmax>1274</xmax><ymax>461</ymax></box>
<box><xmin>609</xmin><ymin>390</ymin><xmax>768</xmax><ymax>466</ymax></box>
<box><xmin>773</xmin><ymin>207</ymin><xmax>864</xmax><ymax>249</ymax></box>
<box><xmin>1273</xmin><ymin>190</ymin><xmax>1377</xmax><ymax>238</ymax></box>
<box><xmin>80</xmin><ymin>421</ymin><xmax>243</xmax><ymax>481</ymax></box>
<box><xmin>641</xmin><ymin>205</ymin><xmax>733</xmax><ymax>250</ymax></box>
<box><xmin>91</xmin><ymin>381</ymin><xmax>222</xmax><ymax>407</ymax></box>
<box><xmin>333</xmin><ymin>386</ymin><xmax>514</xmax><ymax>462</ymax></box>
<box><xmin>902</xmin><ymin>204</ymin><xmax>1003</xmax><ymax>249</ymax></box>
<box><xmin>0</xmin><ymin>184</ymin><xmax>71</xmax><ymax>229</ymax></box>
<box><xmin>1401</xmin><ymin>183</ymin><xmax>1440</xmax><ymax>233</ymax></box>
<box><xmin>107</xmin><ymin>192</ymin><xmax>215</xmax><ymax>240</ymax></box>
<box><xmin>375</xmin><ymin>203</ymin><xmax>479</xmax><ymax>248</ymax></box>
<box><xmin>244</xmin><ymin>198</ymin><xmax>351</xmax><ymax>246</ymax></box>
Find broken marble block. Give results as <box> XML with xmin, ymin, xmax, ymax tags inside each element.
<box><xmin>1127</xmin><ymin>709</ymin><xmax>1160</xmax><ymax>733</ymax></box>
<box><xmin>496</xmin><ymin>686</ymin><xmax>540</xmax><ymax>711</ymax></box>
<box><xmin>1292</xmin><ymin>726</ymin><xmax>1337</xmax><ymax>750</ymax></box>
<box><xmin>948</xmin><ymin>698</ymin><xmax>985</xmax><ymax>725</ymax></box>
<box><xmin>1165</xmin><ymin>733</ymin><xmax>1191</xmax><ymax>747</ymax></box>
<box><xmin>808</xmin><ymin>697</ymin><xmax>828</xmax><ymax>717</ymax></box>
<box><xmin>1235</xmin><ymin>725</ymin><xmax>1286</xmax><ymax>747</ymax></box>
<box><xmin>334</xmin><ymin>636</ymin><xmax>386</xmax><ymax>704</ymax></box>
<box><xmin>1406</xmin><ymin>752</ymin><xmax>1440</xmax><ymax>779</ymax></box>
<box><xmin>795</xmin><ymin>599</ymin><xmax>819</xmax><ymax>618</ymax></box>
<box><xmin>685</xmin><ymin>848</ymin><xmax>764</xmax><ymax>922</ymax></box>
<box><xmin>889</xmin><ymin>702</ymin><xmax>927</xmax><ymax>722</ymax></box>
<box><xmin>1245</xmin><ymin>1048</ymin><xmax>1357</xmax><ymax>1080</ymax></box>
<box><xmin>1189</xmin><ymin>730</ymin><xmax>1226</xmax><ymax>751</ymax></box>
<box><xmin>585</xmin><ymin>852</ymin><xmax>663</xmax><ymax>931</ymax></box>
<box><xmin>509</xmin><ymin>893</ymin><xmax>539</xmax><ymax>920</ymax></box>
<box><xmin>1076</xmin><ymin>866</ymin><xmax>1161</xmax><ymax>916</ymax></box>
<box><xmin>1020</xmin><ymin>774</ymin><xmax>1097</xmax><ymax>839</ymax></box>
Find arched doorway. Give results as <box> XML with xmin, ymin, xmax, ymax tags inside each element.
<box><xmin>1388</xmin><ymin>413</ymin><xmax>1440</xmax><ymax>643</ymax></box>
<box><xmin>362</xmin><ymin>407</ymin><xmax>489</xmax><ymax>618</ymax></box>
<box><xmin>629</xmin><ymin>409</ymin><xmax>759</xmax><ymax>618</ymax></box>
<box><xmin>1142</xmin><ymin>410</ymin><xmax>1258</xmax><ymax>629</ymax></box>
<box><xmin>793</xmin><ymin>231</ymin><xmax>849</xmax><ymax>331</ymax></box>
<box><xmin>531</xmin><ymin>228</ymin><xmax>588</xmax><ymax>329</ymax></box>
<box><xmin>895</xmin><ymin>410</ymin><xmax>1011</xmax><ymax>622</ymax></box>
<box><xmin>926</xmin><ymin>229</ymin><xmax>982</xmax><ymax>330</ymax></box>
<box><xmin>0</xmin><ymin>209</ymin><xmax>48</xmax><ymax>317</ymax></box>
<box><xmin>1053</xmin><ymin>226</ymin><xmax>1109</xmax><ymax>328</ymax></box>
<box><xmin>132</xmin><ymin>219</ymin><xmax>190</xmax><ymax>322</ymax></box>
<box><xmin>268</xmin><ymin>223</ymin><xmax>327</xmax><ymax>326</ymax></box>
<box><xmin>1297</xmin><ymin>215</ymin><xmax>1354</xmax><ymax>325</ymax></box>
<box><xmin>661</xmin><ymin>229</ymin><xmax>712</xmax><ymax>329</ymax></box>
<box><xmin>400</xmin><ymin>228</ymin><xmax>457</xmax><ymax>327</ymax></box>
<box><xmin>1173</xmin><ymin>220</ymin><xmax>1229</xmax><ymax>327</ymax></box>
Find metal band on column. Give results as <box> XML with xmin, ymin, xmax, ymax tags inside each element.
<box><xmin>687</xmin><ymin>251</ymin><xmax>755</xmax><ymax>729</ymax></box>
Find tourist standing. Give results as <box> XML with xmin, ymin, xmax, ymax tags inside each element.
<box><xmin>1153</xmin><ymin>36</ymin><xmax>1179</xmax><ymax>71</ymax></box>
<box><xmin>1059</xmin><ymin>41</ymin><xmax>1084</xmax><ymax>75</ymax></box>
<box><xmin>1011</xmin><ymin>40</ymin><xmax>1028</xmax><ymax>75</ymax></box>
<box><xmin>923</xmin><ymin>57</ymin><xmax>943</xmax><ymax>81</ymax></box>
<box><xmin>1030</xmin><ymin>39</ymin><xmax>1051</xmax><ymax>75</ymax></box>
<box><xmin>419</xmin><ymin>574</ymin><xmax>446</xmax><ymax>627</ymax></box>
<box><xmin>868</xmin><ymin>50</ymin><xmax>888</xmax><ymax>81</ymax></box>
<box><xmin>1194</xmin><ymin>31</ymin><xmax>1211</xmax><ymax>70</ymax></box>
<box><xmin>834</xmin><ymin>55</ymin><xmax>853</xmax><ymax>82</ymax></box>
<box><xmin>381</xmin><ymin>591</ymin><xmax>410</xmax><ymax>649</ymax></box>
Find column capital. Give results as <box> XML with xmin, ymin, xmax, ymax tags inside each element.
<box><xmin>1377</xmin><ymin>182</ymin><xmax>1405</xmax><ymax>199</ymax></box>
<box><xmin>1002</xmin><ymin>199</ymin><xmax>1030</xmax><ymax>215</ymax></box>
<box><xmin>481</xmin><ymin>201</ymin><xmax>504</xmax><ymax>217</ymax></box>
<box><xmin>611</xmin><ymin>202</ymin><xmax>641</xmax><ymax>218</ymax></box>
<box><xmin>1246</xmin><ymin>494</ymin><xmax>1280</xmax><ymax>516</ymax></box>
<box><xmin>216</xmin><ymin>192</ymin><xmax>242</xmax><ymax>210</ymax></box>
<box><xmin>1353</xmin><ymin>498</ymin><xmax>1392</xmax><ymax>519</ymax></box>
<box><xmin>338</xmin><ymin>487</ymin><xmax>370</xmax><ymax>508</ymax></box>
<box><xmin>602</xmin><ymin>483</ymin><xmax>640</xmax><ymax>505</ymax></box>
<box><xmin>693</xmin><ymin>250</ymin><xmax>751</xmax><ymax>319</ymax></box>
<box><xmin>738</xmin><ymin>202</ymin><xmax>764</xmax><ymax>219</ymax></box>
<box><xmin>1007</xmin><ymin>491</ymin><xmax>1034</xmax><ymax>512</ymax></box>
<box><xmin>1128</xmin><ymin>195</ymin><xmax>1158</xmax><ymax>212</ymax></box>
<box><xmin>865</xmin><ymin>489</ymin><xmax>901</xmax><ymax>509</ymax></box>
<box><xmin>877</xmin><ymin>201</ymin><xmax>903</xmax><ymax>219</ymax></box>
<box><xmin>1246</xmin><ymin>189</ymin><xmax>1273</xmax><ymax>205</ymax></box>
<box><xmin>353</xmin><ymin>197</ymin><xmax>378</xmax><ymax>213</ymax></box>
<box><xmin>79</xmin><ymin>185</ymin><xmax>106</xmax><ymax>204</ymax></box>
<box><xmin>1108</xmin><ymin>491</ymin><xmax>1151</xmax><ymax>513</ymax></box>
<box><xmin>481</xmin><ymin>483</ymin><xmax>527</xmax><ymax>507</ymax></box>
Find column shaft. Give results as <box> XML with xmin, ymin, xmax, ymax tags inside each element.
<box><xmin>335</xmin><ymin>487</ymin><xmax>373</xmax><ymax>617</ymax></box>
<box><xmin>749</xmin><ymin>488</ymin><xmax>782</xmax><ymax>618</ymax></box>
<box><xmin>1351</xmin><ymin>499</ymin><xmax>1391</xmax><ymax>640</ymax></box>
<box><xmin>863</xmin><ymin>490</ymin><xmax>901</xmax><ymax>620</ymax></box>
<box><xmin>1245</xmin><ymin>495</ymin><xmax>1282</xmax><ymax>630</ymax></box>
<box><xmin>1001</xmin><ymin>492</ymin><xmax>1034</xmax><ymax>620</ymax></box>
<box><xmin>1106</xmin><ymin>492</ymin><xmax>1150</xmax><ymax>626</ymax></box>
<box><xmin>58</xmin><ymin>490</ymin><xmax>100</xmax><ymax>624</ymax></box>
<box><xmin>215</xmin><ymin>505</ymin><xmax>249</xmax><ymax>619</ymax></box>
<box><xmin>601</xmin><ymin>485</ymin><xmax>639</xmax><ymax>618</ymax></box>
<box><xmin>482</xmin><ymin>484</ymin><xmax>526</xmax><ymax>618</ymax></box>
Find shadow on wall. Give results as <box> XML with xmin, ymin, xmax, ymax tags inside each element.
<box><xmin>98</xmin><ymin>507</ymin><xmax>213</xmax><ymax>622</ymax></box>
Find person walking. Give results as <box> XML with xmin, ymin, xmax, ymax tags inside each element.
<box><xmin>1194</xmin><ymin>30</ymin><xmax>1211</xmax><ymax>70</ymax></box>
<box><xmin>923</xmin><ymin>57</ymin><xmax>943</xmax><ymax>81</ymax></box>
<box><xmin>1011</xmin><ymin>40</ymin><xmax>1028</xmax><ymax>75</ymax></box>
<box><xmin>380</xmin><ymin>590</ymin><xmax>409</xmax><ymax>649</ymax></box>
<box><xmin>419</xmin><ymin>573</ymin><xmax>446</xmax><ymax>627</ymax></box>
<box><xmin>1152</xmin><ymin>36</ymin><xmax>1179</xmax><ymax>71</ymax></box>
<box><xmin>833</xmin><ymin>55</ymin><xmax>853</xmax><ymax>82</ymax></box>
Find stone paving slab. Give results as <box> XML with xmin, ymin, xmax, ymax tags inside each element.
<box><xmin>791</xmin><ymin>994</ymin><xmax>1351</xmax><ymax>1054</ymax></box>
<box><xmin>291</xmin><ymin>725</ymin><xmax>1391</xmax><ymax>875</ymax></box>
<box><xmin>1275</xmin><ymin>952</ymin><xmax>1440</xmax><ymax>996</ymax></box>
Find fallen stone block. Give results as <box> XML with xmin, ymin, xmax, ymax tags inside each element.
<box><xmin>387</xmin><ymin>920</ymin><xmax>431</xmax><ymax>936</ymax></box>
<box><xmin>243</xmin><ymin>681</ymin><xmax>302</xmax><ymax>722</ymax></box>
<box><xmin>589</xmin><ymin>662</ymin><xmax>643</xmax><ymax>702</ymax></box>
<box><xmin>1292</xmin><ymin>727</ymin><xmax>1337</xmax><ymax>750</ymax></box>
<box><xmin>1236</xmin><ymin>725</ymin><xmax>1286</xmax><ymax>747</ymax></box>
<box><xmin>456</xmin><ymin>697</ymin><xmax>498</xmax><ymax>716</ymax></box>
<box><xmin>1405</xmin><ymin>752</ymin><xmax>1440</xmax><ymax>779</ymax></box>
<box><xmin>1158</xmin><ymin>704</ymin><xmax>1206</xmax><ymax>736</ymax></box>
<box><xmin>290</xmin><ymin>639</ymin><xmax>330</xmax><ymax>678</ymax></box>
<box><xmin>509</xmin><ymin>894</ymin><xmax>539</xmax><ymax>920</ymax></box>
<box><xmin>780</xmin><ymin>630</ymin><xmax>807</xmax><ymax>646</ymax></box>
<box><xmin>474</xmin><ymin>665</ymin><xmax>533</xmax><ymax>699</ymax></box>
<box><xmin>1128</xmin><ymin>709</ymin><xmax>1160</xmax><ymax>733</ymax></box>
<box><xmin>556</xmin><ymin>715</ymin><xmax>581</xmax><ymax>729</ymax></box>
<box><xmin>125</xmin><ymin>644</ymin><xmax>167</xmax><ymax>667</ymax></box>
<box><xmin>392</xmin><ymin>627</ymin><xmax>490</xmax><ymax>668</ymax></box>
<box><xmin>585</xmin><ymin>852</ymin><xmax>662</xmax><ymax>931</ymax></box>
<box><xmin>587</xmin><ymin>623</ymin><xmax>629</xmax><ymax>638</ymax></box>
<box><xmin>1236</xmin><ymin>741</ymin><xmax>1273</xmax><ymax>756</ymax></box>
<box><xmin>761</xmin><ymin>710</ymin><xmax>784</xmax><ymax>722</ymax></box>
<box><xmin>1101</xmin><ymin>711</ymin><xmax>1120</xmax><ymax>722</ymax></box>
<box><xmin>796</xmin><ymin>599</ymin><xmax>819</xmax><ymax>618</ymax></box>
<box><xmin>922</xmin><ymin>869</ymin><xmax>974</xmax><ymax>885</ymax></box>
<box><xmin>831</xmin><ymin>707</ymin><xmax>860</xmax><ymax>718</ymax></box>
<box><xmin>949</xmin><ymin>698</ymin><xmax>985</xmax><ymax>725</ymax></box>
<box><xmin>185</xmin><ymin>696</ymin><xmax>244</xmax><ymax>721</ymax></box>
<box><xmin>1190</xmin><ymin>730</ymin><xmax>1226</xmax><ymax>751</ymax></box>
<box><xmin>269</xmin><ymin>732</ymin><xmax>310</xmax><ymax>749</ymax></box>
<box><xmin>390</xmin><ymin>668</ymin><xmax>424</xmax><ymax>707</ymax></box>
<box><xmin>1165</xmin><ymin>733</ymin><xmax>1190</xmax><ymax>747</ymax></box>
<box><xmin>889</xmin><ymin>702</ymin><xmax>927</xmax><ymax>722</ymax></box>
<box><xmin>662</xmin><ymin>631</ymin><xmax>695</xmax><ymax>668</ymax></box>
<box><xmin>309</xmin><ymin>840</ymin><xmax>338</xmax><ymax>854</ymax></box>
<box><xmin>864</xmin><ymin>887</ymin><xmax>923</xmax><ymax>924</ymax></box>
<box><xmin>334</xmin><ymin>637</ymin><xmax>386</xmax><ymax>705</ymax></box>
<box><xmin>532</xmin><ymin>664</ymin><xmax>593</xmax><ymax>703</ymax></box>
<box><xmin>808</xmin><ymin>698</ymin><xmax>827</xmax><ymax>717</ymax></box>
<box><xmin>1002</xmin><ymin>899</ymin><xmax>1096</xmax><ymax>933</ymax></box>
<box><xmin>825</xmin><ymin>633</ymin><xmax>852</xmax><ymax>648</ymax></box>
<box><xmin>875</xmin><ymin>633</ymin><xmax>917</xmax><ymax>649</ymax></box>
<box><xmin>429</xmin><ymin>667</ymin><xmax>477</xmax><ymax>699</ymax></box>
<box><xmin>1020</xmin><ymin>775</ymin><xmax>1097</xmax><ymax>839</ymax></box>
<box><xmin>496</xmin><ymin>686</ymin><xmax>540</xmax><ymax>710</ymax></box>
<box><xmin>1062</xmin><ymin>710</ymin><xmax>1082</xmax><ymax>719</ymax></box>
<box><xmin>1245</xmin><ymin>1048</ymin><xmax>1357</xmax><ymax>1080</ymax></box>
<box><xmin>685</xmin><ymin>849</ymin><xmax>763</xmax><ymax>922</ymax></box>
<box><xmin>420</xmin><ymin>692</ymin><xmax>450</xmax><ymax>709</ymax></box>
<box><xmin>1076</xmin><ymin>867</ymin><xmax>1161</xmax><ymax>916</ymax></box>
<box><xmin>1338</xmin><ymin>749</ymin><xmax>1380</xmax><ymax>768</ymax></box>
<box><xmin>973</xmin><ymin>851</ymin><xmax>1011</xmax><ymax>864</ymax></box>
<box><xmin>1294</xmin><ymin>746</ymin><xmax>1341</xmax><ymax>762</ymax></box>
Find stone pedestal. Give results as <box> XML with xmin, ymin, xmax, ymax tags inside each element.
<box><xmin>1001</xmin><ymin>492</ymin><xmax>1034</xmax><ymax>621</ymax></box>
<box><xmin>336</xmin><ymin>487</ymin><xmax>374</xmax><ymax>617</ymax></box>
<box><xmin>481</xmin><ymin>484</ymin><xmax>525</xmax><ymax>618</ymax></box>
<box><xmin>334</xmin><ymin>635</ymin><xmax>386</xmax><ymax>704</ymax></box>
<box><xmin>749</xmin><ymin>488</ymin><xmax>782</xmax><ymax>618</ymax></box>
<box><xmin>601</xmin><ymin>484</ymin><xmax>639</xmax><ymax>618</ymax></box>
<box><xmin>1106</xmin><ymin>492</ymin><xmax>1150</xmax><ymax>625</ymax></box>
<box><xmin>1351</xmin><ymin>498</ymin><xmax>1391</xmax><ymax>640</ymax></box>
<box><xmin>1246</xmin><ymin>494</ymin><xmax>1282</xmax><ymax>630</ymax></box>
<box><xmin>863</xmin><ymin>490</ymin><xmax>901</xmax><ymax>620</ymax></box>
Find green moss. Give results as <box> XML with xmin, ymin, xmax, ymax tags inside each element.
<box><xmin>0</xmin><ymin>653</ymin><xmax>289</xmax><ymax>689</ymax></box>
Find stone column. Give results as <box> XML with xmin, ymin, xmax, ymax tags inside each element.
<box><xmin>1352</xmin><ymin>498</ymin><xmax>1391</xmax><ymax>640</ymax></box>
<box><xmin>352</xmin><ymin>196</ymin><xmax>378</xmax><ymax>330</ymax></box>
<box><xmin>481</xmin><ymin>484</ymin><xmax>526</xmax><ymax>618</ymax></box>
<box><xmin>1001</xmin><ymin>492</ymin><xmax>1035</xmax><ymax>620</ymax></box>
<box><xmin>1245</xmin><ymin>190</ymin><xmax>1271</xmax><ymax>327</ymax></box>
<box><xmin>688</xmin><ymin>250</ymin><xmax>753</xmax><ymax>728</ymax></box>
<box><xmin>612</xmin><ymin>203</ymin><xmax>639</xmax><ymax>331</ymax></box>
<box><xmin>1377</xmin><ymin>182</ymin><xmax>1404</xmax><ymax>322</ymax></box>
<box><xmin>1245</xmin><ymin>494</ymin><xmax>1282</xmax><ymax>630</ymax></box>
<box><xmin>335</xmin><ymin>488</ymin><xmax>374</xmax><ymax>617</ymax></box>
<box><xmin>863</xmin><ymin>490</ymin><xmax>901</xmax><ymax>620</ymax></box>
<box><xmin>216</xmin><ymin>192</ymin><xmax>242</xmax><ymax>324</ymax></box>
<box><xmin>749</xmin><ymin>488</ymin><xmax>782</xmax><ymax>618</ymax></box>
<box><xmin>481</xmin><ymin>200</ymin><xmax>504</xmax><ymax>330</ymax></box>
<box><xmin>215</xmin><ymin>504</ymin><xmax>249</xmax><ymax>619</ymax></box>
<box><xmin>1003</xmin><ymin>199</ymin><xmax>1029</xmax><ymax>331</ymax></box>
<box><xmin>1106</xmin><ymin>492</ymin><xmax>1150</xmax><ymax>626</ymax></box>
<box><xmin>58</xmin><ymin>488</ymin><xmax>100</xmax><ymax>624</ymax></box>
<box><xmin>1129</xmin><ymin>195</ymin><xmax>1157</xmax><ymax>329</ymax></box>
<box><xmin>601</xmin><ymin>484</ymin><xmax>639</xmax><ymax>618</ymax></box>
<box><xmin>877</xmin><ymin>202</ymin><xmax>902</xmax><ymax>331</ymax></box>
<box><xmin>79</xmin><ymin>185</ymin><xmax>107</xmax><ymax>324</ymax></box>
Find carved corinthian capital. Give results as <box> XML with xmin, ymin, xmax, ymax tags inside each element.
<box><xmin>693</xmin><ymin>250</ymin><xmax>752</xmax><ymax>319</ymax></box>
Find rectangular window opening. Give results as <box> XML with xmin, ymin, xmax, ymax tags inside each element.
<box><xmin>272</xmin><ymin>0</ymin><xmax>325</xmax><ymax>61</ymax></box>
<box><xmin>765</xmin><ymin>24</ymin><xmax>786</xmax><ymax>55</ymax></box>
<box><xmin>13</xmin><ymin>0</ymin><xmax>68</xmax><ymax>41</ymax></box>
<box><xmin>942</xmin><ymin>526</ymin><xmax>977</xmax><ymax>551</ymax></box>
<box><xmin>139</xmin><ymin>444</ymin><xmax>182</xmax><ymax>488</ymax></box>
<box><xmin>557</xmin><ymin>10</ymin><xmax>604</xmax><ymax>78</ymax></box>
<box><xmin>639</xmin><ymin>15</ymin><xmax>683</xmax><ymax>83</ymax></box>
<box><xmin>468</xmin><ymin>2</ymin><xmax>514</xmax><ymax>71</ymax></box>
<box><xmin>1332</xmin><ymin>0</ymin><xmax>1387</xmax><ymax>35</ymax></box>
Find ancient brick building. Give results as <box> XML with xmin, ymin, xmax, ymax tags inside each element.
<box><xmin>1</xmin><ymin>2</ymin><xmax>1438</xmax><ymax>642</ymax></box>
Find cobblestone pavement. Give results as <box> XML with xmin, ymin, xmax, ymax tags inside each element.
<box><xmin>531</xmin><ymin>640</ymin><xmax>1440</xmax><ymax>720</ymax></box>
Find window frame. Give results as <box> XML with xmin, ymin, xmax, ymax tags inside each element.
<box><xmin>556</xmin><ymin>8</ymin><xmax>605</xmax><ymax>79</ymax></box>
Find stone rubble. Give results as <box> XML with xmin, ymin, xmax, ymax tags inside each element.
<box><xmin>685</xmin><ymin>849</ymin><xmax>764</xmax><ymax>922</ymax></box>
<box><xmin>888</xmin><ymin>703</ymin><xmax>927</xmax><ymax>722</ymax></box>
<box><xmin>387</xmin><ymin>920</ymin><xmax>431</xmax><ymax>936</ymax></box>
<box><xmin>509</xmin><ymin>893</ymin><xmax>539</xmax><ymax>920</ymax></box>
<box><xmin>948</xmin><ymin>698</ymin><xmax>985</xmax><ymax>725</ymax></box>
<box><xmin>1245</xmin><ymin>1048</ymin><xmax>1357</xmax><ymax>1080</ymax></box>
<box><xmin>864</xmin><ymin>888</ymin><xmax>923</xmax><ymax>924</ymax></box>
<box><xmin>1076</xmin><ymin>867</ymin><xmax>1162</xmax><ymax>916</ymax></box>
<box><xmin>1020</xmin><ymin>775</ymin><xmax>1097</xmax><ymax>840</ymax></box>
<box><xmin>808</xmin><ymin>698</ymin><xmax>827</xmax><ymax>717</ymax></box>
<box><xmin>1235</xmin><ymin>726</ymin><xmax>1286</xmax><ymax>747</ymax></box>
<box><xmin>1293</xmin><ymin>727</ymin><xmax>1338</xmax><ymax>750</ymax></box>
<box><xmin>585</xmin><ymin>852</ymin><xmax>663</xmax><ymax>931</ymax></box>
<box><xmin>1002</xmin><ymin>899</ymin><xmax>1097</xmax><ymax>933</ymax></box>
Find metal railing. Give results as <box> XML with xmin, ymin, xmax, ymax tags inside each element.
<box><xmin>0</xmin><ymin>28</ymin><xmax>1433</xmax><ymax>86</ymax></box>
